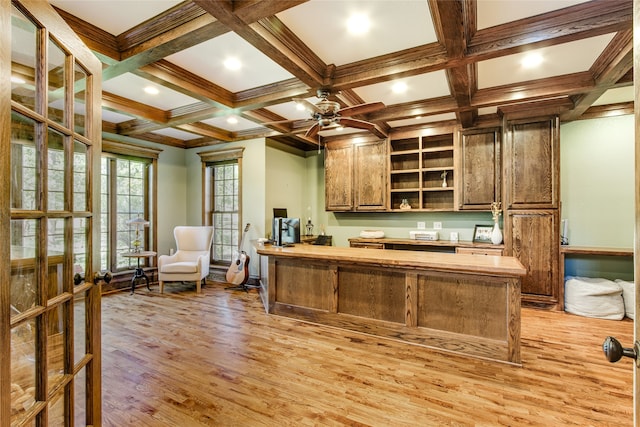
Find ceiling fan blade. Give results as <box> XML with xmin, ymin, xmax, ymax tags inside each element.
<box><xmin>305</xmin><ymin>123</ymin><xmax>320</xmax><ymax>138</ymax></box>
<box><xmin>339</xmin><ymin>118</ymin><xmax>375</xmax><ymax>131</ymax></box>
<box><xmin>338</xmin><ymin>102</ymin><xmax>385</xmax><ymax>117</ymax></box>
<box><xmin>293</xmin><ymin>98</ymin><xmax>321</xmax><ymax>114</ymax></box>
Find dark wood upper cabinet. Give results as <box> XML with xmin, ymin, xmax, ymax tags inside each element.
<box><xmin>457</xmin><ymin>127</ymin><xmax>501</xmax><ymax>210</ymax></box>
<box><xmin>325</xmin><ymin>139</ymin><xmax>387</xmax><ymax>211</ymax></box>
<box><xmin>504</xmin><ymin>117</ymin><xmax>559</xmax><ymax>209</ymax></box>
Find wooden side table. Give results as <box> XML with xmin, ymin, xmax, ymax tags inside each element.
<box><xmin>122</xmin><ymin>251</ymin><xmax>157</xmax><ymax>294</ymax></box>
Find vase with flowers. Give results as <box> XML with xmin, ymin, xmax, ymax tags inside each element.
<box><xmin>490</xmin><ymin>201</ymin><xmax>503</xmax><ymax>245</ymax></box>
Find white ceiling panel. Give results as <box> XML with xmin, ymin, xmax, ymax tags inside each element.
<box><xmin>166</xmin><ymin>32</ymin><xmax>295</xmax><ymax>93</ymax></box>
<box><xmin>354</xmin><ymin>71</ymin><xmax>450</xmax><ymax>105</ymax></box>
<box><xmin>101</xmin><ymin>108</ymin><xmax>135</xmax><ymax>124</ymax></box>
<box><xmin>477</xmin><ymin>0</ymin><xmax>590</xmax><ymax>30</ymax></box>
<box><xmin>477</xmin><ymin>34</ymin><xmax>616</xmax><ymax>89</ymax></box>
<box><xmin>152</xmin><ymin>128</ymin><xmax>201</xmax><ymax>141</ymax></box>
<box><xmin>277</xmin><ymin>1</ymin><xmax>436</xmax><ymax>66</ymax></box>
<box><xmin>50</xmin><ymin>0</ymin><xmax>182</xmax><ymax>36</ymax></box>
<box><xmin>201</xmin><ymin>115</ymin><xmax>266</xmax><ymax>132</ymax></box>
<box><xmin>593</xmin><ymin>87</ymin><xmax>634</xmax><ymax>106</ymax></box>
<box><xmin>102</xmin><ymin>73</ymin><xmax>199</xmax><ymax>110</ymax></box>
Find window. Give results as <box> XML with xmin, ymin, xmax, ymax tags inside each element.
<box><xmin>101</xmin><ymin>141</ymin><xmax>161</xmax><ymax>272</ymax></box>
<box><xmin>199</xmin><ymin>148</ymin><xmax>244</xmax><ymax>265</ymax></box>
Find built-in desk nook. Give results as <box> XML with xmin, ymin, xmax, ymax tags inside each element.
<box><xmin>256</xmin><ymin>243</ymin><xmax>526</xmax><ymax>364</ymax></box>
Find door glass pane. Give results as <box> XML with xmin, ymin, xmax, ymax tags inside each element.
<box><xmin>11</xmin><ymin>112</ymin><xmax>38</xmax><ymax>210</ymax></box>
<box><xmin>74</xmin><ymin>62</ymin><xmax>87</xmax><ymax>136</ymax></box>
<box><xmin>48</xmin><ymin>305</ymin><xmax>65</xmax><ymax>390</ymax></box>
<box><xmin>73</xmin><ymin>217</ymin><xmax>88</xmax><ymax>282</ymax></box>
<box><xmin>11</xmin><ymin>319</ymin><xmax>36</xmax><ymax>423</ymax></box>
<box><xmin>100</xmin><ymin>158</ymin><xmax>109</xmax><ymax>271</ymax></box>
<box><xmin>11</xmin><ymin>219</ymin><xmax>39</xmax><ymax>314</ymax></box>
<box><xmin>47</xmin><ymin>218</ymin><xmax>65</xmax><ymax>299</ymax></box>
<box><xmin>11</xmin><ymin>4</ymin><xmax>37</xmax><ymax>112</ymax></box>
<box><xmin>73</xmin><ymin>292</ymin><xmax>86</xmax><ymax>363</ymax></box>
<box><xmin>47</xmin><ymin>129</ymin><xmax>65</xmax><ymax>211</ymax></box>
<box><xmin>74</xmin><ymin>367</ymin><xmax>87</xmax><ymax>425</ymax></box>
<box><xmin>48</xmin><ymin>38</ymin><xmax>66</xmax><ymax>126</ymax></box>
<box><xmin>73</xmin><ymin>141</ymin><xmax>88</xmax><ymax>211</ymax></box>
<box><xmin>47</xmin><ymin>383</ymin><xmax>65</xmax><ymax>426</ymax></box>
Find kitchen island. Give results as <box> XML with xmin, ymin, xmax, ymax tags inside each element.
<box><xmin>255</xmin><ymin>243</ymin><xmax>526</xmax><ymax>364</ymax></box>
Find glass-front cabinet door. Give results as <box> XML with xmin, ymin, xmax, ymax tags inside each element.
<box><xmin>3</xmin><ymin>1</ymin><xmax>103</xmax><ymax>425</ymax></box>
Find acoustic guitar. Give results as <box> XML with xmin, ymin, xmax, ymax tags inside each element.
<box><xmin>226</xmin><ymin>223</ymin><xmax>250</xmax><ymax>285</ymax></box>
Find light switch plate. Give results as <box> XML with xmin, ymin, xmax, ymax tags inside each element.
<box><xmin>417</xmin><ymin>222</ymin><xmax>426</xmax><ymax>229</ymax></box>
<box><xmin>433</xmin><ymin>221</ymin><xmax>442</xmax><ymax>230</ymax></box>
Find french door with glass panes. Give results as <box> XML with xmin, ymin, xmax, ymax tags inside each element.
<box><xmin>3</xmin><ymin>1</ymin><xmax>103</xmax><ymax>425</ymax></box>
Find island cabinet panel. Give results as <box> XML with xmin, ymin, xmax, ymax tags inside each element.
<box><xmin>257</xmin><ymin>244</ymin><xmax>525</xmax><ymax>363</ymax></box>
<box><xmin>508</xmin><ymin>210</ymin><xmax>559</xmax><ymax>305</ymax></box>
<box><xmin>418</xmin><ymin>274</ymin><xmax>507</xmax><ymax>340</ymax></box>
<box><xmin>457</xmin><ymin>127</ymin><xmax>501</xmax><ymax>210</ymax></box>
<box><xmin>273</xmin><ymin>260</ymin><xmax>335</xmax><ymax>311</ymax></box>
<box><xmin>505</xmin><ymin>117</ymin><xmax>559</xmax><ymax>209</ymax></box>
<box><xmin>337</xmin><ymin>267</ymin><xmax>405</xmax><ymax>323</ymax></box>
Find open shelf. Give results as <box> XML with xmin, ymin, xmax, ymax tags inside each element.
<box><xmin>389</xmin><ymin>132</ymin><xmax>455</xmax><ymax>211</ymax></box>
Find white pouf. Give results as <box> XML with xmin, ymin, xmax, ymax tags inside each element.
<box><xmin>615</xmin><ymin>279</ymin><xmax>635</xmax><ymax>320</ymax></box>
<box><xmin>564</xmin><ymin>276</ymin><xmax>624</xmax><ymax>320</ymax></box>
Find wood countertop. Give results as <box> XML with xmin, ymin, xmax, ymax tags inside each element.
<box><xmin>256</xmin><ymin>243</ymin><xmax>526</xmax><ymax>277</ymax></box>
<box><xmin>348</xmin><ymin>236</ymin><xmax>503</xmax><ymax>249</ymax></box>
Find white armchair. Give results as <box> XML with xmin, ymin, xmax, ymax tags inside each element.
<box><xmin>158</xmin><ymin>226</ymin><xmax>214</xmax><ymax>293</ymax></box>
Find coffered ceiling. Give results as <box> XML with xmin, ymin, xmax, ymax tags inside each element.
<box><xmin>46</xmin><ymin>0</ymin><xmax>633</xmax><ymax>151</ymax></box>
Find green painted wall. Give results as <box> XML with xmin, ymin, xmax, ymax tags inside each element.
<box><xmin>560</xmin><ymin>114</ymin><xmax>634</xmax><ymax>280</ymax></box>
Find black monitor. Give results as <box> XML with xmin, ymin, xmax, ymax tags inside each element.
<box><xmin>273</xmin><ymin>208</ymin><xmax>288</xmax><ymax>218</ymax></box>
<box><xmin>272</xmin><ymin>217</ymin><xmax>300</xmax><ymax>246</ymax></box>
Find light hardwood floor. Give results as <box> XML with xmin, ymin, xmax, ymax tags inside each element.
<box><xmin>101</xmin><ymin>280</ymin><xmax>633</xmax><ymax>426</ymax></box>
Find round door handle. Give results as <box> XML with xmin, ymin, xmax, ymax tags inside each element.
<box><xmin>603</xmin><ymin>336</ymin><xmax>640</xmax><ymax>366</ymax></box>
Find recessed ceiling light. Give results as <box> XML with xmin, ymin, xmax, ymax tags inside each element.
<box><xmin>144</xmin><ymin>86</ymin><xmax>159</xmax><ymax>95</ymax></box>
<box><xmin>296</xmin><ymin>102</ymin><xmax>306</xmax><ymax>111</ymax></box>
<box><xmin>336</xmin><ymin>126</ymin><xmax>344</xmax><ymax>132</ymax></box>
<box><xmin>11</xmin><ymin>75</ymin><xmax>25</xmax><ymax>84</ymax></box>
<box><xmin>347</xmin><ymin>13</ymin><xmax>370</xmax><ymax>35</ymax></box>
<box><xmin>227</xmin><ymin>116</ymin><xmax>238</xmax><ymax>125</ymax></box>
<box><xmin>392</xmin><ymin>82</ymin><xmax>408</xmax><ymax>94</ymax></box>
<box><xmin>224</xmin><ymin>57</ymin><xmax>242</xmax><ymax>71</ymax></box>
<box><xmin>521</xmin><ymin>53</ymin><xmax>543</xmax><ymax>69</ymax></box>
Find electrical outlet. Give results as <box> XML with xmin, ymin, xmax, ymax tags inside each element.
<box><xmin>417</xmin><ymin>222</ymin><xmax>426</xmax><ymax>229</ymax></box>
<box><xmin>433</xmin><ymin>221</ymin><xmax>442</xmax><ymax>230</ymax></box>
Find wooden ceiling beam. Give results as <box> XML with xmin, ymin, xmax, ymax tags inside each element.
<box><xmin>468</xmin><ymin>0</ymin><xmax>632</xmax><ymax>60</ymax></box>
<box><xmin>194</xmin><ymin>0</ymin><xmax>324</xmax><ymax>88</ymax></box>
<box><xmin>102</xmin><ymin>92</ymin><xmax>167</xmax><ymax>123</ymax></box>
<box><xmin>139</xmin><ymin>60</ymin><xmax>235</xmax><ymax>108</ymax></box>
<box><xmin>329</xmin><ymin>0</ymin><xmax>631</xmax><ymax>92</ymax></box>
<box><xmin>563</xmin><ymin>30</ymin><xmax>633</xmax><ymax>121</ymax></box>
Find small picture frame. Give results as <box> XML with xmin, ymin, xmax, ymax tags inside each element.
<box><xmin>473</xmin><ymin>224</ymin><xmax>494</xmax><ymax>243</ymax></box>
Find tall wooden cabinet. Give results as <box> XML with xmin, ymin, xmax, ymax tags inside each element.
<box><xmin>504</xmin><ymin>116</ymin><xmax>561</xmax><ymax>308</ymax></box>
<box><xmin>325</xmin><ymin>139</ymin><xmax>387</xmax><ymax>211</ymax></box>
<box><xmin>457</xmin><ymin>127</ymin><xmax>501</xmax><ymax>210</ymax></box>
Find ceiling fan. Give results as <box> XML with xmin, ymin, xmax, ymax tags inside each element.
<box><xmin>286</xmin><ymin>89</ymin><xmax>385</xmax><ymax>138</ymax></box>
